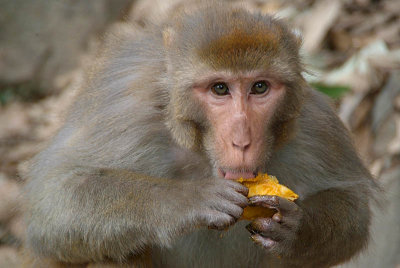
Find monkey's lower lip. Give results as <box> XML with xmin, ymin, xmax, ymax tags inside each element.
<box><xmin>219</xmin><ymin>169</ymin><xmax>257</xmax><ymax>180</ymax></box>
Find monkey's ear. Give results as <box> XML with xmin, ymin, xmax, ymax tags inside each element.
<box><xmin>163</xmin><ymin>27</ymin><xmax>200</xmax><ymax>150</ymax></box>
<box><xmin>166</xmin><ymin>113</ymin><xmax>200</xmax><ymax>151</ymax></box>
<box><xmin>166</xmin><ymin>101</ymin><xmax>200</xmax><ymax>151</ymax></box>
<box><xmin>167</xmin><ymin>117</ymin><xmax>200</xmax><ymax>151</ymax></box>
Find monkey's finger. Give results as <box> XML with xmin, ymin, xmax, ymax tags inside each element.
<box><xmin>203</xmin><ymin>211</ymin><xmax>236</xmax><ymax>230</ymax></box>
<box><xmin>225</xmin><ymin>180</ymin><xmax>249</xmax><ymax>196</ymax></box>
<box><xmin>218</xmin><ymin>187</ymin><xmax>249</xmax><ymax>208</ymax></box>
<box><xmin>214</xmin><ymin>201</ymin><xmax>244</xmax><ymax>220</ymax></box>
<box><xmin>272</xmin><ymin>212</ymin><xmax>283</xmax><ymax>223</ymax></box>
<box><xmin>246</xmin><ymin>218</ymin><xmax>286</xmax><ymax>241</ymax></box>
<box><xmin>249</xmin><ymin>195</ymin><xmax>298</xmax><ymax>214</ymax></box>
<box><xmin>271</xmin><ymin>209</ymin><xmax>300</xmax><ymax>231</ymax></box>
<box><xmin>250</xmin><ymin>234</ymin><xmax>276</xmax><ymax>250</ymax></box>
<box><xmin>232</xmin><ymin>194</ymin><xmax>249</xmax><ymax>209</ymax></box>
<box><xmin>248</xmin><ymin>195</ymin><xmax>277</xmax><ymax>208</ymax></box>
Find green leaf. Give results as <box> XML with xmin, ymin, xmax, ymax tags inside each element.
<box><xmin>311</xmin><ymin>83</ymin><xmax>350</xmax><ymax>99</ymax></box>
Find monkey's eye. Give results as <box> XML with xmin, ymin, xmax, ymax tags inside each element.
<box><xmin>251</xmin><ymin>81</ymin><xmax>270</xmax><ymax>95</ymax></box>
<box><xmin>211</xmin><ymin>83</ymin><xmax>229</xmax><ymax>96</ymax></box>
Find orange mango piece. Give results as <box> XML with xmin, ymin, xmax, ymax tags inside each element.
<box><xmin>237</xmin><ymin>173</ymin><xmax>298</xmax><ymax>220</ymax></box>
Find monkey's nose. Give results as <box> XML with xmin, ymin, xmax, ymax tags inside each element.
<box><xmin>231</xmin><ymin>113</ymin><xmax>251</xmax><ymax>151</ymax></box>
<box><xmin>232</xmin><ymin>139</ymin><xmax>251</xmax><ymax>151</ymax></box>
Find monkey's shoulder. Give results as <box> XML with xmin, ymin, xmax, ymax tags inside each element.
<box><xmin>298</xmin><ymin>88</ymin><xmax>350</xmax><ymax>138</ymax></box>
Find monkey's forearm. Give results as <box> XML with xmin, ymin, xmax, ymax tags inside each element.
<box><xmin>290</xmin><ymin>187</ymin><xmax>370</xmax><ymax>267</ymax></box>
<box><xmin>27</xmin><ymin>168</ymin><xmax>193</xmax><ymax>263</ymax></box>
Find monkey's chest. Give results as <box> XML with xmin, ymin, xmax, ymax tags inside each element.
<box><xmin>152</xmin><ymin>221</ymin><xmax>264</xmax><ymax>268</ymax></box>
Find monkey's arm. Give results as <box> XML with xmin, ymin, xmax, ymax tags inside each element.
<box><xmin>26</xmin><ymin>167</ymin><xmax>247</xmax><ymax>263</ymax></box>
<box><xmin>247</xmin><ymin>185</ymin><xmax>371</xmax><ymax>267</ymax></box>
<box><xmin>296</xmin><ymin>187</ymin><xmax>371</xmax><ymax>266</ymax></box>
<box><xmin>247</xmin><ymin>90</ymin><xmax>377</xmax><ymax>267</ymax></box>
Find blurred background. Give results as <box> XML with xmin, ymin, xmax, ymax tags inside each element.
<box><xmin>0</xmin><ymin>0</ymin><xmax>399</xmax><ymax>267</ymax></box>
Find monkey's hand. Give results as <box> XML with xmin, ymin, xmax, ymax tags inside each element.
<box><xmin>194</xmin><ymin>179</ymin><xmax>249</xmax><ymax>230</ymax></box>
<box><xmin>245</xmin><ymin>195</ymin><xmax>303</xmax><ymax>256</ymax></box>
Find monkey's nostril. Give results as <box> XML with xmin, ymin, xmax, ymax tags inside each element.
<box><xmin>232</xmin><ymin>142</ymin><xmax>251</xmax><ymax>151</ymax></box>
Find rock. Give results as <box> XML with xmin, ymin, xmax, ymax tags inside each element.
<box><xmin>339</xmin><ymin>92</ymin><xmax>373</xmax><ymax>130</ymax></box>
<box><xmin>323</xmin><ymin>40</ymin><xmax>391</xmax><ymax>93</ymax></box>
<box><xmin>300</xmin><ymin>0</ymin><xmax>342</xmax><ymax>53</ymax></box>
<box><xmin>0</xmin><ymin>0</ymin><xmax>134</xmax><ymax>96</ymax></box>
<box><xmin>387</xmin><ymin>115</ymin><xmax>400</xmax><ymax>155</ymax></box>
<box><xmin>372</xmin><ymin>71</ymin><xmax>400</xmax><ymax>133</ymax></box>
<box><xmin>373</xmin><ymin>114</ymin><xmax>397</xmax><ymax>157</ymax></box>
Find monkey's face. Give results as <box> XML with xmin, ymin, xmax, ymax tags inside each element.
<box><xmin>165</xmin><ymin>7</ymin><xmax>304</xmax><ymax>178</ymax></box>
<box><xmin>192</xmin><ymin>70</ymin><xmax>286</xmax><ymax>180</ymax></box>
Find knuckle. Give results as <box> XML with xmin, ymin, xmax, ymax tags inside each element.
<box><xmin>270</xmin><ymin>195</ymin><xmax>279</xmax><ymax>203</ymax></box>
<box><xmin>248</xmin><ymin>195</ymin><xmax>259</xmax><ymax>204</ymax></box>
<box><xmin>264</xmin><ymin>217</ymin><xmax>275</xmax><ymax>227</ymax></box>
<box><xmin>255</xmin><ymin>217</ymin><xmax>274</xmax><ymax>230</ymax></box>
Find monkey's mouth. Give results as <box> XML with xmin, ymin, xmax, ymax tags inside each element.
<box><xmin>219</xmin><ymin>168</ymin><xmax>257</xmax><ymax>180</ymax></box>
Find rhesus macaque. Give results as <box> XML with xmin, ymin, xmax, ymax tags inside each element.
<box><xmin>25</xmin><ymin>3</ymin><xmax>379</xmax><ymax>268</ymax></box>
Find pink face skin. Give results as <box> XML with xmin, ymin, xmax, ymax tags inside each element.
<box><xmin>193</xmin><ymin>71</ymin><xmax>286</xmax><ymax>181</ymax></box>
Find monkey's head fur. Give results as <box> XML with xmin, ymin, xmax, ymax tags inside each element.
<box><xmin>164</xmin><ymin>5</ymin><xmax>306</xmax><ymax>179</ymax></box>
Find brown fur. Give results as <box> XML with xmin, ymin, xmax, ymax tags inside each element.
<box><xmin>198</xmin><ymin>28</ymin><xmax>280</xmax><ymax>70</ymax></box>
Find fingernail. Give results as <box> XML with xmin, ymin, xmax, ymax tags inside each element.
<box><xmin>248</xmin><ymin>197</ymin><xmax>258</xmax><ymax>204</ymax></box>
<box><xmin>272</xmin><ymin>213</ymin><xmax>282</xmax><ymax>222</ymax></box>
<box><xmin>246</xmin><ymin>224</ymin><xmax>257</xmax><ymax>235</ymax></box>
